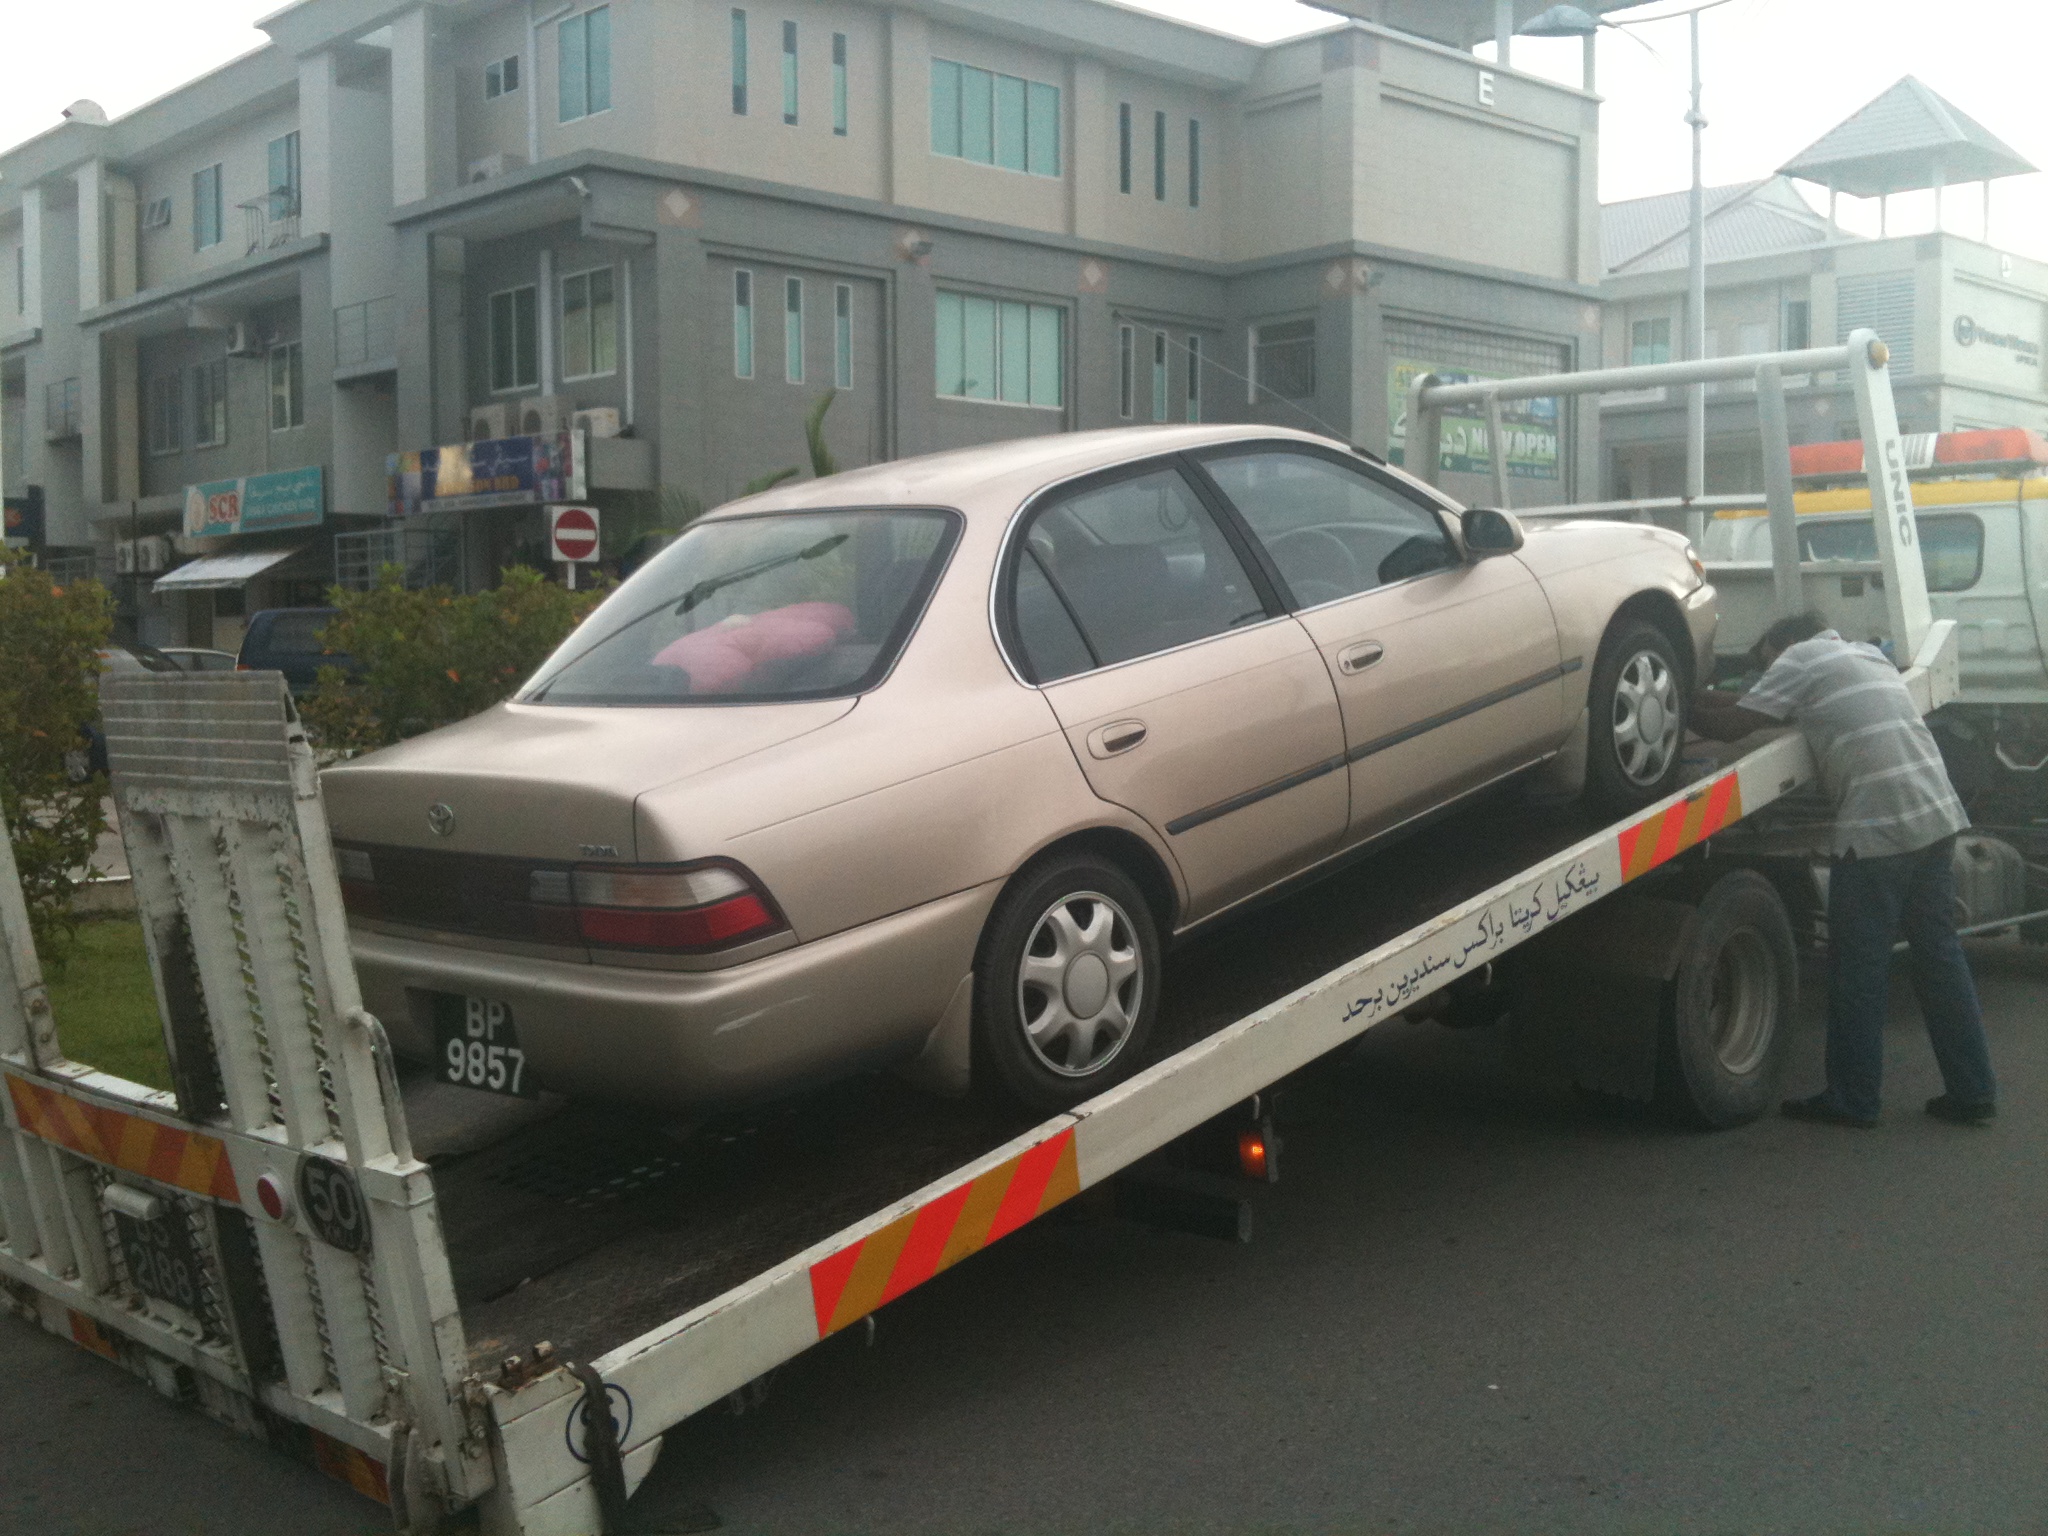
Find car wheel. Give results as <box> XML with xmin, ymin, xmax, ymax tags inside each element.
<box><xmin>1654</xmin><ymin>870</ymin><xmax>1797</xmax><ymax>1128</ymax></box>
<box><xmin>1583</xmin><ymin>619</ymin><xmax>1686</xmax><ymax>813</ymax></box>
<box><xmin>974</xmin><ymin>854</ymin><xmax>1161</xmax><ymax>1115</ymax></box>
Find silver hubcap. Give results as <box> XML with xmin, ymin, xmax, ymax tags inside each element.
<box><xmin>1611</xmin><ymin>649</ymin><xmax>1681</xmax><ymax>786</ymax></box>
<box><xmin>1017</xmin><ymin>891</ymin><xmax>1144</xmax><ymax>1078</ymax></box>
<box><xmin>1707</xmin><ymin>928</ymin><xmax>1776</xmax><ymax>1074</ymax></box>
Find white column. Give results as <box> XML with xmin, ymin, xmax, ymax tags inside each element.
<box><xmin>390</xmin><ymin>8</ymin><xmax>456</xmax><ymax>206</ymax></box>
<box><xmin>1494</xmin><ymin>0</ymin><xmax>1513</xmax><ymax>67</ymax></box>
<box><xmin>538</xmin><ymin>247</ymin><xmax>555</xmax><ymax>394</ymax></box>
<box><xmin>19</xmin><ymin>185</ymin><xmax>43</xmax><ymax>331</ymax></box>
<box><xmin>72</xmin><ymin>160</ymin><xmax>105</xmax><ymax>310</ymax></box>
<box><xmin>297</xmin><ymin>52</ymin><xmax>336</xmax><ymax>235</ymax></box>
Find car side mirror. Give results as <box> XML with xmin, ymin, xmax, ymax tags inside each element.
<box><xmin>1461</xmin><ymin>507</ymin><xmax>1525</xmax><ymax>559</ymax></box>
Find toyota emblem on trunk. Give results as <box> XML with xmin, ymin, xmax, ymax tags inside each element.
<box><xmin>427</xmin><ymin>802</ymin><xmax>457</xmax><ymax>836</ymax></box>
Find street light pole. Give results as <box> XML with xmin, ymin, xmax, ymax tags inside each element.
<box><xmin>1684</xmin><ymin>8</ymin><xmax>1707</xmax><ymax>536</ymax></box>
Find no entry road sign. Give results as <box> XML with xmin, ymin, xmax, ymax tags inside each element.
<box><xmin>549</xmin><ymin>505</ymin><xmax>600</xmax><ymax>563</ymax></box>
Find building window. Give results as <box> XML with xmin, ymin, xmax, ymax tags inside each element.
<box><xmin>785</xmin><ymin>277</ymin><xmax>804</xmax><ymax>383</ymax></box>
<box><xmin>1252</xmin><ymin>318</ymin><xmax>1316</xmax><ymax>401</ymax></box>
<box><xmin>781</xmin><ymin>20</ymin><xmax>799</xmax><ymax>125</ymax></box>
<box><xmin>489</xmin><ymin>285</ymin><xmax>540</xmax><ymax>392</ymax></box>
<box><xmin>13</xmin><ymin>246</ymin><xmax>22</xmax><ymax>314</ymax></box>
<box><xmin>1153</xmin><ymin>111</ymin><xmax>1166</xmax><ymax>201</ymax></box>
<box><xmin>191</xmin><ymin>359</ymin><xmax>228</xmax><ymax>448</ymax></box>
<box><xmin>1188</xmin><ymin>119</ymin><xmax>1201</xmax><ymax>208</ymax></box>
<box><xmin>46</xmin><ymin>378</ymin><xmax>81</xmax><ymax>439</ymax></box>
<box><xmin>561</xmin><ymin>266</ymin><xmax>617</xmax><ymax>380</ymax></box>
<box><xmin>1784</xmin><ymin>299</ymin><xmax>1811</xmax><ymax>351</ymax></box>
<box><xmin>269</xmin><ymin>341</ymin><xmax>305</xmax><ymax>431</ymax></box>
<box><xmin>559</xmin><ymin>6</ymin><xmax>612</xmax><ymax>123</ymax></box>
<box><xmin>936</xmin><ymin>291</ymin><xmax>1062</xmax><ymax>407</ymax></box>
<box><xmin>930</xmin><ymin>60</ymin><xmax>1060</xmax><ymax>176</ymax></box>
<box><xmin>193</xmin><ymin>163</ymin><xmax>223</xmax><ymax>250</ymax></box>
<box><xmin>731</xmin><ymin>9</ymin><xmax>748</xmax><ymax>114</ymax></box>
<box><xmin>733</xmin><ymin>269</ymin><xmax>755</xmax><ymax>378</ymax></box>
<box><xmin>834</xmin><ymin>283</ymin><xmax>853</xmax><ymax>389</ymax></box>
<box><xmin>1186</xmin><ymin>333</ymin><xmax>1202</xmax><ymax>422</ymax></box>
<box><xmin>1118</xmin><ymin>103</ymin><xmax>1131</xmax><ymax>194</ymax></box>
<box><xmin>1118</xmin><ymin>324</ymin><xmax>1134</xmax><ymax>417</ymax></box>
<box><xmin>1629</xmin><ymin>316</ymin><xmax>1671</xmax><ymax>366</ymax></box>
<box><xmin>485</xmin><ymin>54</ymin><xmax>521</xmax><ymax>99</ymax></box>
<box><xmin>1151</xmin><ymin>332</ymin><xmax>1169</xmax><ymax>421</ymax></box>
<box><xmin>832</xmin><ymin>33</ymin><xmax>847</xmax><ymax>136</ymax></box>
<box><xmin>267</xmin><ymin>131</ymin><xmax>301</xmax><ymax>218</ymax></box>
<box><xmin>146</xmin><ymin>374</ymin><xmax>182</xmax><ymax>455</ymax></box>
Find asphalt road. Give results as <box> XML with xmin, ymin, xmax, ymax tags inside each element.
<box><xmin>3</xmin><ymin>942</ymin><xmax>2042</xmax><ymax>1535</ymax></box>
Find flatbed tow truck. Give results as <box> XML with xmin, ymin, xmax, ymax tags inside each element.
<box><xmin>0</xmin><ymin>335</ymin><xmax>1970</xmax><ymax>1533</ymax></box>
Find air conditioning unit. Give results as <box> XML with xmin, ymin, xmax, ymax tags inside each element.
<box><xmin>140</xmin><ymin>197</ymin><xmax>173</xmax><ymax>231</ymax></box>
<box><xmin>137</xmin><ymin>536</ymin><xmax>170</xmax><ymax>573</ymax></box>
<box><xmin>225</xmin><ymin>322</ymin><xmax>263</xmax><ymax>358</ymax></box>
<box><xmin>571</xmin><ymin>406</ymin><xmax>621</xmax><ymax>440</ymax></box>
<box><xmin>114</xmin><ymin>541</ymin><xmax>137</xmax><ymax>575</ymax></box>
<box><xmin>466</xmin><ymin>151</ymin><xmax>527</xmax><ymax>185</ymax></box>
<box><xmin>469</xmin><ymin>403</ymin><xmax>513</xmax><ymax>442</ymax></box>
<box><xmin>519</xmin><ymin>394</ymin><xmax>576</xmax><ymax>436</ymax></box>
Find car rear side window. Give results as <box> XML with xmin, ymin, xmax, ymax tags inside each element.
<box><xmin>1008</xmin><ymin>465</ymin><xmax>1266</xmax><ymax>683</ymax></box>
<box><xmin>1200</xmin><ymin>449</ymin><xmax>1457</xmax><ymax>607</ymax></box>
<box><xmin>525</xmin><ymin>509</ymin><xmax>958</xmax><ymax>705</ymax></box>
<box><xmin>264</xmin><ymin>612</ymin><xmax>337</xmax><ymax>655</ymax></box>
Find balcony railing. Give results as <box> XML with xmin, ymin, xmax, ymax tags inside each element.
<box><xmin>334</xmin><ymin>296</ymin><xmax>397</xmax><ymax>372</ymax></box>
<box><xmin>239</xmin><ymin>192</ymin><xmax>302</xmax><ymax>257</ymax></box>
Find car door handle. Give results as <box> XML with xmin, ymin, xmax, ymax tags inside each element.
<box><xmin>1337</xmin><ymin>641</ymin><xmax>1385</xmax><ymax>675</ymax></box>
<box><xmin>1088</xmin><ymin>720</ymin><xmax>1148</xmax><ymax>758</ymax></box>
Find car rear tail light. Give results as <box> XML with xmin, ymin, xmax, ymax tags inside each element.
<box><xmin>336</xmin><ymin>846</ymin><xmax>380</xmax><ymax>918</ymax></box>
<box><xmin>534</xmin><ymin>860</ymin><xmax>785</xmax><ymax>954</ymax></box>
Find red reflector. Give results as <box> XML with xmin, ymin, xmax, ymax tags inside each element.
<box><xmin>1237</xmin><ymin>1129</ymin><xmax>1269</xmax><ymax>1181</ymax></box>
<box><xmin>578</xmin><ymin>892</ymin><xmax>776</xmax><ymax>951</ymax></box>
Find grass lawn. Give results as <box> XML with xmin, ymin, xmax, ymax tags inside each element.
<box><xmin>41</xmin><ymin>917</ymin><xmax>173</xmax><ymax>1091</ymax></box>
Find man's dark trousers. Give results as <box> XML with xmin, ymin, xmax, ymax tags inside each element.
<box><xmin>1825</xmin><ymin>835</ymin><xmax>1998</xmax><ymax>1119</ymax></box>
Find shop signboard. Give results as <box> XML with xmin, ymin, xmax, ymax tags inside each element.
<box><xmin>1387</xmin><ymin>357</ymin><xmax>1560</xmax><ymax>481</ymax></box>
<box><xmin>386</xmin><ymin>433</ymin><xmax>584</xmax><ymax>518</ymax></box>
<box><xmin>183</xmin><ymin>466</ymin><xmax>326</xmax><ymax>539</ymax></box>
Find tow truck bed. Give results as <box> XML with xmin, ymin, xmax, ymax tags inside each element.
<box><xmin>429</xmin><ymin>787</ymin><xmax>1627</xmax><ymax>1373</ymax></box>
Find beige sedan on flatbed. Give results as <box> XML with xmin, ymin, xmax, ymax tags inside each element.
<box><xmin>324</xmin><ymin>425</ymin><xmax>1716</xmax><ymax>1113</ymax></box>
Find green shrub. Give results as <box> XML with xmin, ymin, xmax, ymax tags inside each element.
<box><xmin>303</xmin><ymin>565</ymin><xmax>607</xmax><ymax>753</ymax></box>
<box><xmin>0</xmin><ymin>551</ymin><xmax>113</xmax><ymax>958</ymax></box>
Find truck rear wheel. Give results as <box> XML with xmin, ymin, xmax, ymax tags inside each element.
<box><xmin>1655</xmin><ymin>870</ymin><xmax>1796</xmax><ymax>1128</ymax></box>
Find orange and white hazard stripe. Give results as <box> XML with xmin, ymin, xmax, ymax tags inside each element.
<box><xmin>4</xmin><ymin>1072</ymin><xmax>241</xmax><ymax>1203</ymax></box>
<box><xmin>1616</xmin><ymin>769</ymin><xmax>1744</xmax><ymax>883</ymax></box>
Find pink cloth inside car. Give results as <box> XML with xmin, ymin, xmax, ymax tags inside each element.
<box><xmin>651</xmin><ymin>601</ymin><xmax>857</xmax><ymax>693</ymax></box>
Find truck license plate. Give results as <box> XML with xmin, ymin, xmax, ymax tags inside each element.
<box><xmin>114</xmin><ymin>1207</ymin><xmax>204</xmax><ymax>1313</ymax></box>
<box><xmin>432</xmin><ymin>994</ymin><xmax>538</xmax><ymax>1098</ymax></box>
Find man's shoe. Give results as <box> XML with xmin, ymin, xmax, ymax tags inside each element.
<box><xmin>1925</xmin><ymin>1093</ymin><xmax>1996</xmax><ymax>1126</ymax></box>
<box><xmin>1781</xmin><ymin>1094</ymin><xmax>1877</xmax><ymax>1129</ymax></box>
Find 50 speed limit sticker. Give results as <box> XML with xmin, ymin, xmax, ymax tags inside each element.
<box><xmin>296</xmin><ymin>1154</ymin><xmax>371</xmax><ymax>1254</ymax></box>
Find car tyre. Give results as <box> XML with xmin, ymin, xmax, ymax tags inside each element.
<box><xmin>974</xmin><ymin>853</ymin><xmax>1161</xmax><ymax>1115</ymax></box>
<box><xmin>1654</xmin><ymin>870</ymin><xmax>1797</xmax><ymax>1129</ymax></box>
<box><xmin>1584</xmin><ymin>618</ymin><xmax>1686</xmax><ymax>814</ymax></box>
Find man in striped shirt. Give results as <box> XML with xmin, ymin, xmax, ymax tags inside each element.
<box><xmin>1691</xmin><ymin>613</ymin><xmax>1998</xmax><ymax>1128</ymax></box>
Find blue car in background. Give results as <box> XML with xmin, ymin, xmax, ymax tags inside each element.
<box><xmin>236</xmin><ymin>608</ymin><xmax>360</xmax><ymax>695</ymax></box>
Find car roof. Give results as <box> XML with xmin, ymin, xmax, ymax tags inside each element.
<box><xmin>699</xmin><ymin>424</ymin><xmax>1435</xmax><ymax>523</ymax></box>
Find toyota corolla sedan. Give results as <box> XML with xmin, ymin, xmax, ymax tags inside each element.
<box><xmin>324</xmin><ymin>425</ymin><xmax>1716</xmax><ymax>1114</ymax></box>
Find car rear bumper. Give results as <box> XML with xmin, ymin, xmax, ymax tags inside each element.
<box><xmin>351</xmin><ymin>880</ymin><xmax>1002</xmax><ymax>1109</ymax></box>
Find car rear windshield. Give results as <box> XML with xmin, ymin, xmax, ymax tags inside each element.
<box><xmin>258</xmin><ymin>611</ymin><xmax>340</xmax><ymax>656</ymax></box>
<box><xmin>523</xmin><ymin>509</ymin><xmax>959</xmax><ymax>705</ymax></box>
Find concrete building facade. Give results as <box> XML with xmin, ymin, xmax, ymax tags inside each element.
<box><xmin>2</xmin><ymin>0</ymin><xmax>1604</xmax><ymax>642</ymax></box>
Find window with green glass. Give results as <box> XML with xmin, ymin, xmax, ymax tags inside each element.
<box><xmin>936</xmin><ymin>291</ymin><xmax>1062</xmax><ymax>407</ymax></box>
<box><xmin>929</xmin><ymin>59</ymin><xmax>1060</xmax><ymax>177</ymax></box>
<box><xmin>559</xmin><ymin>6</ymin><xmax>611</xmax><ymax>122</ymax></box>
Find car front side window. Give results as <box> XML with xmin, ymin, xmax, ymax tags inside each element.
<box><xmin>1009</xmin><ymin>464</ymin><xmax>1267</xmax><ymax>682</ymax></box>
<box><xmin>1200</xmin><ymin>449</ymin><xmax>1458</xmax><ymax>609</ymax></box>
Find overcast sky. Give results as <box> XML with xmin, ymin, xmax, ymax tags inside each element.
<box><xmin>5</xmin><ymin>0</ymin><xmax>2045</xmax><ymax>262</ymax></box>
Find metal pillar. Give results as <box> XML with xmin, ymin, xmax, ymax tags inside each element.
<box><xmin>1755</xmin><ymin>363</ymin><xmax>1801</xmax><ymax>621</ymax></box>
<box><xmin>1845</xmin><ymin>328</ymin><xmax>1933</xmax><ymax>660</ymax></box>
<box><xmin>1684</xmin><ymin>9</ymin><xmax>1707</xmax><ymax>540</ymax></box>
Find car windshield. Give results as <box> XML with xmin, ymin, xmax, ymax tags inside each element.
<box><xmin>524</xmin><ymin>508</ymin><xmax>958</xmax><ymax>705</ymax></box>
<box><xmin>261</xmin><ymin>612</ymin><xmax>341</xmax><ymax>656</ymax></box>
